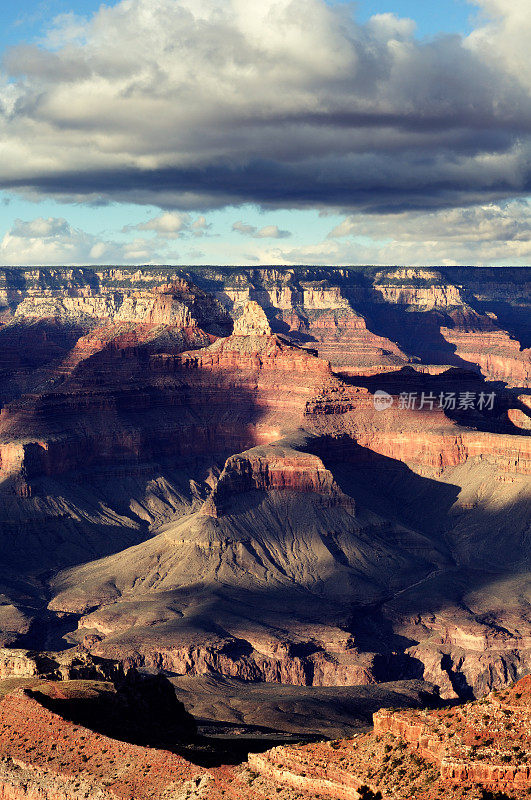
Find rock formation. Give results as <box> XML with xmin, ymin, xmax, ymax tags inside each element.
<box><xmin>233</xmin><ymin>301</ymin><xmax>272</xmax><ymax>336</ymax></box>
<box><xmin>242</xmin><ymin>675</ymin><xmax>531</xmax><ymax>798</ymax></box>
<box><xmin>0</xmin><ymin>653</ymin><xmax>527</xmax><ymax>799</ymax></box>
<box><xmin>0</xmin><ymin>265</ymin><xmax>528</xmax><ymax>709</ymax></box>
<box><xmin>0</xmin><ymin>689</ymin><xmax>205</xmax><ymax>800</ymax></box>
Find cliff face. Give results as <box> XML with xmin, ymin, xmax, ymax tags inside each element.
<box><xmin>0</xmin><ymin>670</ymin><xmax>527</xmax><ymax>800</ymax></box>
<box><xmin>10</xmin><ymin>276</ymin><xmax>232</xmax><ymax>331</ymax></box>
<box><xmin>242</xmin><ymin>675</ymin><xmax>531</xmax><ymax>799</ymax></box>
<box><xmin>201</xmin><ymin>443</ymin><xmax>355</xmax><ymax>517</ymax></box>
<box><xmin>0</xmin><ymin>266</ymin><xmax>529</xmax><ymax>702</ymax></box>
<box><xmin>373</xmin><ymin>677</ymin><xmax>531</xmax><ymax>793</ymax></box>
<box><xmin>213</xmin><ymin>268</ymin><xmax>529</xmax><ymax>385</ymax></box>
<box><xmin>0</xmin><ymin>266</ymin><xmax>529</xmax><ymax>799</ymax></box>
<box><xmin>1</xmin><ymin>265</ymin><xmax>529</xmax><ymax>384</ymax></box>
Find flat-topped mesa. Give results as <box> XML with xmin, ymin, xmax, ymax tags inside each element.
<box><xmin>201</xmin><ymin>442</ymin><xmax>355</xmax><ymax>517</ymax></box>
<box><xmin>233</xmin><ymin>300</ymin><xmax>272</xmax><ymax>336</ymax></box>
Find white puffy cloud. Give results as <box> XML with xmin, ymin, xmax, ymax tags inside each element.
<box><xmin>10</xmin><ymin>217</ymin><xmax>71</xmax><ymax>238</ymax></box>
<box><xmin>275</xmin><ymin>200</ymin><xmax>531</xmax><ymax>266</ymax></box>
<box><xmin>0</xmin><ymin>216</ymin><xmax>180</xmax><ymax>266</ymax></box>
<box><xmin>0</xmin><ymin>0</ymin><xmax>528</xmax><ymax>213</ymax></box>
<box><xmin>467</xmin><ymin>0</ymin><xmax>531</xmax><ymax>85</ymax></box>
<box><xmin>128</xmin><ymin>212</ymin><xmax>211</xmax><ymax>238</ymax></box>
<box><xmin>232</xmin><ymin>221</ymin><xmax>291</xmax><ymax>239</ymax></box>
<box><xmin>328</xmin><ymin>200</ymin><xmax>531</xmax><ymax>244</ymax></box>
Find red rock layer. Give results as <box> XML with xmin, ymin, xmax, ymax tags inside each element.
<box><xmin>306</xmin><ymin>390</ymin><xmax>531</xmax><ymax>477</ymax></box>
<box><xmin>242</xmin><ymin>676</ymin><xmax>531</xmax><ymax>799</ymax></box>
<box><xmin>373</xmin><ymin>679</ymin><xmax>531</xmax><ymax>793</ymax></box>
<box><xmin>0</xmin><ymin>689</ymin><xmax>206</xmax><ymax>800</ymax></box>
<box><xmin>278</xmin><ymin>307</ymin><xmax>409</xmax><ymax>373</ymax></box>
<box><xmin>247</xmin><ymin>748</ymin><xmax>368</xmax><ymax>799</ymax></box>
<box><xmin>202</xmin><ymin>443</ymin><xmax>355</xmax><ymax>517</ymax></box>
<box><xmin>441</xmin><ymin>311</ymin><xmax>531</xmax><ymax>387</ymax></box>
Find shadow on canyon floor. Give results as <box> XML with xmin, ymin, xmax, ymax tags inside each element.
<box><xmin>465</xmin><ymin>297</ymin><xmax>531</xmax><ymax>350</ymax></box>
<box><xmin>305</xmin><ymin>435</ymin><xmax>460</xmax><ymax>540</ymax></box>
<box><xmin>338</xmin><ymin>367</ymin><xmax>530</xmax><ymax>435</ymax></box>
<box><xmin>27</xmin><ymin>673</ymin><xmax>444</xmax><ymax>766</ymax></box>
<box><xmin>357</xmin><ymin>304</ymin><xmax>475</xmax><ymax>369</ymax></box>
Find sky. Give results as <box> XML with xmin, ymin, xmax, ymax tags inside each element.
<box><xmin>0</xmin><ymin>0</ymin><xmax>529</xmax><ymax>267</ymax></box>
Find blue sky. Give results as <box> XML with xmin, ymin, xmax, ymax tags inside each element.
<box><xmin>0</xmin><ymin>0</ymin><xmax>476</xmax><ymax>47</ymax></box>
<box><xmin>349</xmin><ymin>0</ymin><xmax>475</xmax><ymax>36</ymax></box>
<box><xmin>0</xmin><ymin>0</ymin><xmax>529</xmax><ymax>267</ymax></box>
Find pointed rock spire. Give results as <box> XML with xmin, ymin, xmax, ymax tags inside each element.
<box><xmin>233</xmin><ymin>300</ymin><xmax>272</xmax><ymax>336</ymax></box>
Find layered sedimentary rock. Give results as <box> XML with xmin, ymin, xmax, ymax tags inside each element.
<box><xmin>441</xmin><ymin>310</ymin><xmax>531</xmax><ymax>387</ymax></box>
<box><xmin>1</xmin><ymin>265</ymin><xmax>529</xmax><ymax>384</ymax></box>
<box><xmin>373</xmin><ymin>677</ymin><xmax>531</xmax><ymax>793</ymax></box>
<box><xmin>242</xmin><ymin>675</ymin><xmax>531</xmax><ymax>799</ymax></box>
<box><xmin>233</xmin><ymin>300</ymin><xmax>272</xmax><ymax>336</ymax></box>
<box><xmin>201</xmin><ymin>442</ymin><xmax>355</xmax><ymax>517</ymax></box>
<box><xmin>0</xmin><ymin>266</ymin><xmax>529</xmax><ymax>702</ymax></box>
<box><xmin>12</xmin><ymin>277</ymin><xmax>231</xmax><ymax>330</ymax></box>
<box><xmin>0</xmin><ymin>671</ymin><xmax>526</xmax><ymax>800</ymax></box>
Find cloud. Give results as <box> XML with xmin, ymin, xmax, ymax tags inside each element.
<box><xmin>10</xmin><ymin>217</ymin><xmax>71</xmax><ymax>238</ymax></box>
<box><xmin>0</xmin><ymin>216</ymin><xmax>180</xmax><ymax>266</ymax></box>
<box><xmin>276</xmin><ymin>200</ymin><xmax>531</xmax><ymax>266</ymax></box>
<box><xmin>328</xmin><ymin>200</ymin><xmax>531</xmax><ymax>243</ymax></box>
<box><xmin>232</xmin><ymin>222</ymin><xmax>256</xmax><ymax>236</ymax></box>
<box><xmin>127</xmin><ymin>211</ymin><xmax>211</xmax><ymax>238</ymax></box>
<box><xmin>0</xmin><ymin>0</ymin><xmax>528</xmax><ymax>215</ymax></box>
<box><xmin>232</xmin><ymin>221</ymin><xmax>291</xmax><ymax>239</ymax></box>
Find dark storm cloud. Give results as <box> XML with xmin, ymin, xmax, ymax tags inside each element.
<box><xmin>5</xmin><ymin>153</ymin><xmax>528</xmax><ymax>214</ymax></box>
<box><xmin>0</xmin><ymin>0</ymin><xmax>529</xmax><ymax>212</ymax></box>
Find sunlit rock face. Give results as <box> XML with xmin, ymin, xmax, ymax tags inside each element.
<box><xmin>244</xmin><ymin>676</ymin><xmax>531</xmax><ymax>799</ymax></box>
<box><xmin>0</xmin><ymin>266</ymin><xmax>529</xmax><ymax>701</ymax></box>
<box><xmin>233</xmin><ymin>300</ymin><xmax>272</xmax><ymax>336</ymax></box>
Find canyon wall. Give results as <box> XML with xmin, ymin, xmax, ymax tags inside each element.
<box><xmin>0</xmin><ymin>266</ymin><xmax>528</xmax><ymax>700</ymax></box>
<box><xmin>1</xmin><ymin>266</ymin><xmax>529</xmax><ymax>385</ymax></box>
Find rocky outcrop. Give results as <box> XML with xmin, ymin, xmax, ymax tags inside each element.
<box><xmin>202</xmin><ymin>441</ymin><xmax>355</xmax><ymax>517</ymax></box>
<box><xmin>0</xmin><ymin>649</ymin><xmax>127</xmax><ymax>683</ymax></box>
<box><xmin>509</xmin><ymin>394</ymin><xmax>531</xmax><ymax>429</ymax></box>
<box><xmin>247</xmin><ymin>748</ymin><xmax>369</xmax><ymax>799</ymax></box>
<box><xmin>372</xmin><ymin>269</ymin><xmax>465</xmax><ymax>309</ymax></box>
<box><xmin>13</xmin><ymin>277</ymin><xmax>232</xmax><ymax>332</ymax></box>
<box><xmin>0</xmin><ymin>650</ymin><xmax>40</xmax><ymax>680</ymax></box>
<box><xmin>0</xmin><ymin>689</ymin><xmax>205</xmax><ymax>800</ymax></box>
<box><xmin>373</xmin><ymin>677</ymin><xmax>531</xmax><ymax>793</ymax></box>
<box><xmin>233</xmin><ymin>301</ymin><xmax>271</xmax><ymax>336</ymax></box>
<box><xmin>242</xmin><ymin>676</ymin><xmax>531</xmax><ymax>799</ymax></box>
<box><xmin>91</xmin><ymin>640</ymin><xmax>374</xmax><ymax>688</ymax></box>
<box><xmin>1</xmin><ymin>265</ymin><xmax>529</xmax><ymax>383</ymax></box>
<box><xmin>0</xmin><ymin>265</ymin><xmax>530</xmax><ymax>705</ymax></box>
<box><xmin>441</xmin><ymin>317</ymin><xmax>531</xmax><ymax>387</ymax></box>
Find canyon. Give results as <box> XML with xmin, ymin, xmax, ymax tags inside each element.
<box><xmin>0</xmin><ymin>265</ymin><xmax>528</xmax><ymax>797</ymax></box>
<box><xmin>0</xmin><ymin>649</ymin><xmax>527</xmax><ymax>799</ymax></box>
<box><xmin>242</xmin><ymin>674</ymin><xmax>531</xmax><ymax>799</ymax></box>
